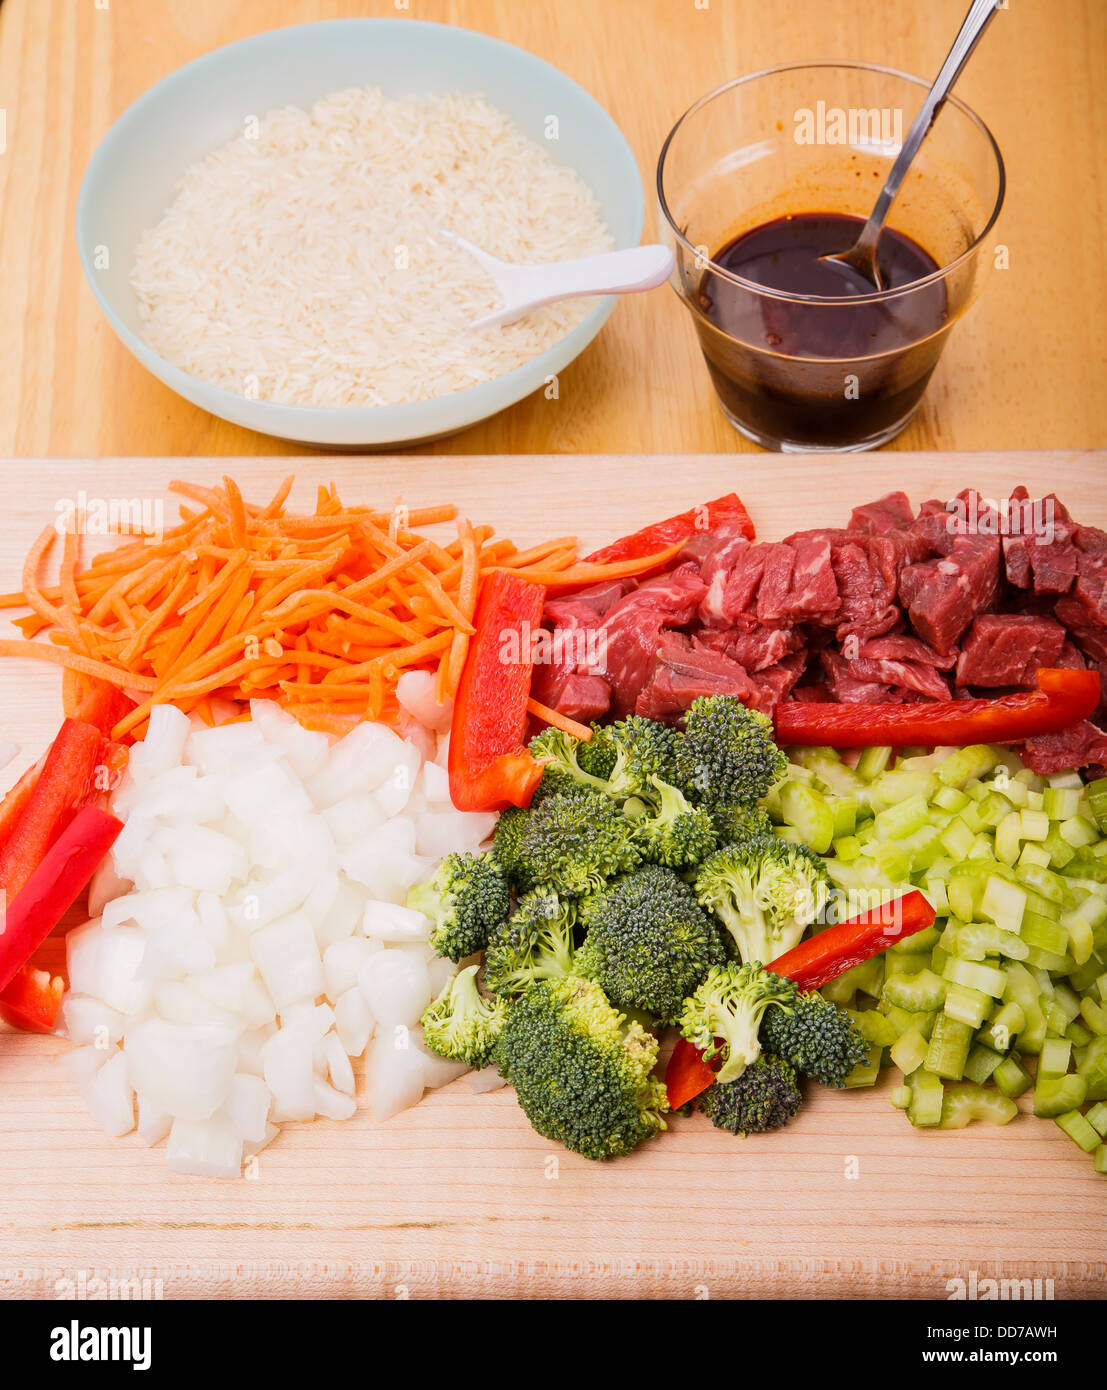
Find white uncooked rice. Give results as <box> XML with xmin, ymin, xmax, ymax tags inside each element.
<box><xmin>130</xmin><ymin>87</ymin><xmax>614</xmax><ymax>407</ymax></box>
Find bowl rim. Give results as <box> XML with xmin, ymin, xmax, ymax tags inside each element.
<box><xmin>75</xmin><ymin>17</ymin><xmax>644</xmax><ymax>436</ymax></box>
<box><xmin>655</xmin><ymin>61</ymin><xmax>1006</xmax><ymax>307</ymax></box>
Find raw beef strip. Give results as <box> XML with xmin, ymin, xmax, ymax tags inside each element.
<box><xmin>635</xmin><ymin>632</ymin><xmax>760</xmax><ymax>721</ymax></box>
<box><xmin>857</xmin><ymin>634</ymin><xmax>957</xmax><ymax>670</ymax></box>
<box><xmin>1003</xmin><ymin>485</ymin><xmax>1033</xmax><ymax>588</ymax></box>
<box><xmin>1054</xmin><ymin>547</ymin><xmax>1107</xmax><ymax>662</ymax></box>
<box><xmin>1020</xmin><ymin>721</ymin><xmax>1107</xmax><ymax>776</ymax></box>
<box><xmin>699</xmin><ymin>624</ymin><xmax>806</xmax><ymax>673</ymax></box>
<box><xmin>588</xmin><ymin>564</ymin><xmax>708</xmax><ymax>716</ymax></box>
<box><xmin>954</xmin><ymin>614</ymin><xmax>1066</xmax><ymax>687</ymax></box>
<box><xmin>696</xmin><ymin>529</ymin><xmax>753</xmax><ymax>626</ymax></box>
<box><xmin>721</xmin><ymin>545</ymin><xmax>770</xmax><ymax>625</ymax></box>
<box><xmin>848</xmin><ymin>491</ymin><xmax>914</xmax><ymax>534</ymax></box>
<box><xmin>780</xmin><ymin>536</ymin><xmax>839</xmax><ymax>623</ymax></box>
<box><xmin>829</xmin><ymin>537</ymin><xmax>901</xmax><ymax>641</ymax></box>
<box><xmin>845</xmin><ymin>656</ymin><xmax>952</xmax><ymax>701</ymax></box>
<box><xmin>754</xmin><ymin>544</ymin><xmax>797</xmax><ymax>625</ymax></box>
<box><xmin>821</xmin><ymin>650</ymin><xmax>900</xmax><ymax>704</ymax></box>
<box><xmin>530</xmin><ymin>600</ymin><xmax>607</xmax><ymax>713</ymax></box>
<box><xmin>747</xmin><ymin>652</ymin><xmax>807</xmax><ymax>713</ymax></box>
<box><xmin>901</xmin><ymin>535</ymin><xmax>1000</xmax><ymax>654</ymax></box>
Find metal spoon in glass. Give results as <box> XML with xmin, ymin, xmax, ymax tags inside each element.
<box><xmin>435</xmin><ymin>229</ymin><xmax>674</xmax><ymax>330</ymax></box>
<box><xmin>820</xmin><ymin>0</ymin><xmax>1003</xmax><ymax>290</ymax></box>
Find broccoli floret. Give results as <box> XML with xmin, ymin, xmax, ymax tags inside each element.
<box><xmin>483</xmin><ymin>889</ymin><xmax>578</xmax><ymax>1000</ymax></box>
<box><xmin>694</xmin><ymin>837</ymin><xmax>830</xmax><ymax>967</ymax></box>
<box><xmin>606</xmin><ymin>715</ymin><xmax>680</xmax><ymax>797</ymax></box>
<box><xmin>407</xmin><ymin>851</ymin><xmax>509</xmax><ymax>963</ymax></box>
<box><xmin>530</xmin><ymin>726</ymin><xmax>619</xmax><ymax>801</ymax></box>
<box><xmin>675</xmin><ymin>695</ymin><xmax>786</xmax><ymax>807</ymax></box>
<box><xmin>421</xmin><ymin>964</ymin><xmax>507</xmax><ymax>1070</ymax></box>
<box><xmin>679</xmin><ymin>961</ymin><xmax>797</xmax><ymax>1084</ymax></box>
<box><xmin>516</xmin><ymin>789</ymin><xmax>640</xmax><ymax>897</ymax></box>
<box><xmin>490</xmin><ymin>806</ymin><xmax>534</xmax><ymax>891</ymax></box>
<box><xmin>629</xmin><ymin>776</ymin><xmax>718</xmax><ymax>868</ymax></box>
<box><xmin>761</xmin><ymin>989</ymin><xmax>869</xmax><ymax>1088</ymax></box>
<box><xmin>709</xmin><ymin>802</ymin><xmax>774</xmax><ymax>846</ymax></box>
<box><xmin>698</xmin><ymin>1053</ymin><xmax>803</xmax><ymax>1135</ymax></box>
<box><xmin>495</xmin><ymin>974</ymin><xmax>669</xmax><ymax>1160</ymax></box>
<box><xmin>577</xmin><ymin>724</ymin><xmax>619</xmax><ymax>780</ymax></box>
<box><xmin>575</xmin><ymin>865</ymin><xmax>726</xmax><ymax>1024</ymax></box>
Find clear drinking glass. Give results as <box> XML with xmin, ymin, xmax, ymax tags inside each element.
<box><xmin>657</xmin><ymin>64</ymin><xmax>1005</xmax><ymax>452</ymax></box>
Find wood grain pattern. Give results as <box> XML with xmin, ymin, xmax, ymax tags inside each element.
<box><xmin>0</xmin><ymin>450</ymin><xmax>1105</xmax><ymax>1300</ymax></box>
<box><xmin>0</xmin><ymin>0</ymin><xmax>1105</xmax><ymax>458</ymax></box>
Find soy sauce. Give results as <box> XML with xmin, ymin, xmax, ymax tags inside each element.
<box><xmin>695</xmin><ymin>212</ymin><xmax>950</xmax><ymax>449</ymax></box>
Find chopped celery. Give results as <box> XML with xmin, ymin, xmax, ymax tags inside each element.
<box><xmin>870</xmin><ymin>769</ymin><xmax>939</xmax><ymax>806</ymax></box>
<box><xmin>848</xmin><ymin>1009</ymin><xmax>899</xmax><ymax>1048</ymax></box>
<box><xmin>1055</xmin><ymin>1109</ymin><xmax>1101</xmax><ymax>1152</ymax></box>
<box><xmin>1003</xmin><ymin>778</ymin><xmax>1031</xmax><ymax>809</ymax></box>
<box><xmin>856</xmin><ymin>745</ymin><xmax>893</xmax><ymax>781</ymax></box>
<box><xmin>1086</xmin><ymin>777</ymin><xmax>1107</xmax><ymax>833</ymax></box>
<box><xmin>1047</xmin><ymin>769</ymin><xmax>1086</xmax><ymax>791</ymax></box>
<box><xmin>977</xmin><ymin>791</ymin><xmax>1014</xmax><ymax>828</ymax></box>
<box><xmin>937</xmin><ymin>745</ymin><xmax>997</xmax><ymax>790</ymax></box>
<box><xmin>1015</xmin><ymin>768</ymin><xmax>1045</xmax><ymax>793</ymax></box>
<box><xmin>1052</xmin><ymin>982</ymin><xmax>1081</xmax><ymax>1022</ymax></box>
<box><xmin>820</xmin><ymin>974</ymin><xmax>855</xmax><ymax>1007</ymax></box>
<box><xmin>944</xmin><ymin>983</ymin><xmax>992</xmax><ymax>1029</ymax></box>
<box><xmin>890</xmin><ymin>1026</ymin><xmax>930</xmax><ymax>1075</ymax></box>
<box><xmin>1025</xmin><ymin>945</ymin><xmax>1073</xmax><ymax>974</ymax></box>
<box><xmin>900</xmin><ymin>824</ymin><xmax>944</xmax><ymax>873</ymax></box>
<box><xmin>883</xmin><ymin>968</ymin><xmax>946</xmax><ymax>1013</ymax></box>
<box><xmin>907</xmin><ymin>1068</ymin><xmax>944</xmax><ymax>1127</ymax></box>
<box><xmin>1044</xmin><ymin>1000</ymin><xmax>1071</xmax><ymax>1036</ymax></box>
<box><xmin>1080</xmin><ymin>997</ymin><xmax>1107</xmax><ymax>1035</ymax></box>
<box><xmin>946</xmin><ymin>874</ymin><xmax>983</xmax><ymax>923</ymax></box>
<box><xmin>1043</xmin><ymin>786</ymin><xmax>1082</xmax><ymax>822</ymax></box>
<box><xmin>995</xmin><ymin>811</ymin><xmax>1022</xmax><ymax>865</ymax></box>
<box><xmin>1033</xmin><ymin>1074</ymin><xmax>1088</xmax><ymax>1117</ymax></box>
<box><xmin>1038</xmin><ymin>1037</ymin><xmax>1072</xmax><ymax>1078</ymax></box>
<box><xmin>859</xmin><ymin>840</ymin><xmax>912</xmax><ymax>882</ymax></box>
<box><xmin>1078</xmin><ymin>1036</ymin><xmax>1107</xmax><ymax>1100</ymax></box>
<box><xmin>1066</xmin><ymin>1020</ymin><xmax>1094</xmax><ymax>1047</ymax></box>
<box><xmin>944</xmin><ymin>957</ymin><xmax>1007</xmax><ymax>999</ymax></box>
<box><xmin>1086</xmin><ymin>1101</ymin><xmax>1107</xmax><ymax>1138</ymax></box>
<box><xmin>831</xmin><ymin>796</ymin><xmax>859</xmax><ymax>837</ymax></box>
<box><xmin>890</xmin><ymin>924</ymin><xmax>942</xmax><ymax>954</ymax></box>
<box><xmin>1021</xmin><ymin>913</ymin><xmax>1070</xmax><ymax>958</ymax></box>
<box><xmin>968</xmin><ymin>832</ymin><xmax>995</xmax><ymax>861</ymax></box>
<box><xmin>1095</xmin><ymin>1144</ymin><xmax>1107</xmax><ymax>1174</ymax></box>
<box><xmin>1020</xmin><ymin>808</ymin><xmax>1050</xmax><ymax>841</ymax></box>
<box><xmin>926</xmin><ymin>1014</ymin><xmax>973</xmax><ymax>1080</ymax></box>
<box><xmin>1042</xmin><ymin>828</ymin><xmax>1076</xmax><ymax>870</ymax></box>
<box><xmin>1027</xmin><ymin>789</ymin><xmax>1045</xmax><ymax>811</ymax></box>
<box><xmin>832</xmin><ymin>834</ymin><xmax>861</xmax><ymax>862</ymax></box>
<box><xmin>843</xmin><ymin>1044</ymin><xmax>882</xmax><ymax>1088</ymax></box>
<box><xmin>962</xmin><ymin>1043</ymin><xmax>1003</xmax><ymax>1085</ymax></box>
<box><xmin>1063</xmin><ymin>910</ymin><xmax>1096</xmax><ymax>967</ymax></box>
<box><xmin>940</xmin><ymin>1084</ymin><xmax>1018</xmax><ymax>1128</ymax></box>
<box><xmin>924</xmin><ymin>877</ymin><xmax>950</xmax><ymax>916</ymax></box>
<box><xmin>780</xmin><ymin>781</ymin><xmax>834</xmax><ymax>854</ymax></box>
<box><xmin>1018</xmin><ymin>843</ymin><xmax>1052</xmax><ymax>870</ymax></box>
<box><xmin>979</xmin><ymin>875</ymin><xmax>1027</xmax><ymax>934</ymax></box>
<box><xmin>960</xmin><ymin>803</ymin><xmax>987</xmax><ymax>836</ymax></box>
<box><xmin>891</xmin><ymin>1085</ymin><xmax>912</xmax><ymax>1110</ymax></box>
<box><xmin>940</xmin><ymin>816</ymin><xmax>977</xmax><ymax>862</ymax></box>
<box><xmin>980</xmin><ymin>1000</ymin><xmax>1026</xmax><ymax>1052</ymax></box>
<box><xmin>934</xmin><ymin>785</ymin><xmax>970</xmax><ymax>814</ymax></box>
<box><xmin>931</xmin><ymin>943</ymin><xmax>950</xmax><ymax>976</ymax></box>
<box><xmin>1069</xmin><ymin>957</ymin><xmax>1105</xmax><ymax>993</ymax></box>
<box><xmin>1060</xmin><ymin>815</ymin><xmax>1099</xmax><ymax>850</ymax></box>
<box><xmin>993</xmin><ymin>1054</ymin><xmax>1032</xmax><ymax>1099</ymax></box>
<box><xmin>952</xmin><ymin>921</ymin><xmax>1028</xmax><ymax>962</ymax></box>
<box><xmin>1016</xmin><ymin>862</ymin><xmax>1068</xmax><ymax>904</ymax></box>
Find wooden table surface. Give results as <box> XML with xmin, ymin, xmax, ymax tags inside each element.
<box><xmin>0</xmin><ymin>0</ymin><xmax>1105</xmax><ymax>459</ymax></box>
<box><xmin>0</xmin><ymin>450</ymin><xmax>1104</xmax><ymax>1301</ymax></box>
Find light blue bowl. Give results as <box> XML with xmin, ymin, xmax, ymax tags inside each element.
<box><xmin>76</xmin><ymin>19</ymin><xmax>644</xmax><ymax>448</ymax></box>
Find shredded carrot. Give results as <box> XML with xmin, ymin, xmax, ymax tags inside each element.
<box><xmin>0</xmin><ymin>476</ymin><xmax>670</xmax><ymax>740</ymax></box>
<box><xmin>526</xmin><ymin>698</ymin><xmax>594</xmax><ymax>741</ymax></box>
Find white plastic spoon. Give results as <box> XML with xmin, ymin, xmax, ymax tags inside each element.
<box><xmin>436</xmin><ymin>230</ymin><xmax>674</xmax><ymax>330</ymax></box>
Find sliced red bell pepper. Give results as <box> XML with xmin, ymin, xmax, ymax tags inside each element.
<box><xmin>449</xmin><ymin>571</ymin><xmax>548</xmax><ymax>812</ymax></box>
<box><xmin>765</xmin><ymin>889</ymin><xmax>936</xmax><ymax>991</ymax></box>
<box><xmin>0</xmin><ymin>964</ymin><xmax>65</xmax><ymax>1033</ymax></box>
<box><xmin>73</xmin><ymin>683</ymin><xmax>136</xmax><ymax>740</ymax></box>
<box><xmin>775</xmin><ymin>668</ymin><xmax>1100</xmax><ymax>749</ymax></box>
<box><xmin>0</xmin><ymin>755</ymin><xmax>45</xmax><ymax>850</ymax></box>
<box><xmin>0</xmin><ymin>805</ymin><xmax>123</xmax><ymax>995</ymax></box>
<box><xmin>582</xmin><ymin>493</ymin><xmax>755</xmax><ymax>566</ymax></box>
<box><xmin>663</xmin><ymin>890</ymin><xmax>936</xmax><ymax>1107</ymax></box>
<box><xmin>0</xmin><ymin>719</ymin><xmax>103</xmax><ymax>900</ymax></box>
<box><xmin>666</xmin><ymin>1036</ymin><xmax>721</xmax><ymax>1110</ymax></box>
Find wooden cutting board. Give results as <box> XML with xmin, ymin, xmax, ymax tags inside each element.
<box><xmin>1</xmin><ymin>451</ymin><xmax>1105</xmax><ymax>1300</ymax></box>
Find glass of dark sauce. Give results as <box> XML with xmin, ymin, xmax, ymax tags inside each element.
<box><xmin>657</xmin><ymin>65</ymin><xmax>1005</xmax><ymax>452</ymax></box>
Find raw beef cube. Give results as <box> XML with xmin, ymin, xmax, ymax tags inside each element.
<box><xmin>635</xmin><ymin>633</ymin><xmax>759</xmax><ymax>721</ymax></box>
<box><xmin>903</xmin><ymin>536</ymin><xmax>1000</xmax><ymax>654</ymax></box>
<box><xmin>1020</xmin><ymin>721</ymin><xmax>1107</xmax><ymax>776</ymax></box>
<box><xmin>848</xmin><ymin>491</ymin><xmax>914</xmax><ymax>534</ymax></box>
<box><xmin>857</xmin><ymin>634</ymin><xmax>957</xmax><ymax>670</ymax></box>
<box><xmin>954</xmin><ymin>614</ymin><xmax>1066</xmax><ymax>687</ymax></box>
<box><xmin>846</xmin><ymin>656</ymin><xmax>951</xmax><ymax>701</ymax></box>
<box><xmin>721</xmin><ymin>544</ymin><xmax>769</xmax><ymax>625</ymax></box>
<box><xmin>830</xmin><ymin>538</ymin><xmax>900</xmax><ymax>641</ymax></box>
<box><xmin>754</xmin><ymin>544</ymin><xmax>797</xmax><ymax>625</ymax></box>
